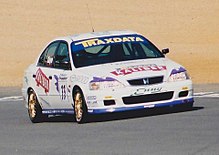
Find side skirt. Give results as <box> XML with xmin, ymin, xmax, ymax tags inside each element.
<box><xmin>42</xmin><ymin>109</ymin><xmax>74</xmax><ymax>115</ymax></box>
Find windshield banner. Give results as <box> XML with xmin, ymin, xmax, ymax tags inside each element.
<box><xmin>72</xmin><ymin>35</ymin><xmax>147</xmax><ymax>52</ymax></box>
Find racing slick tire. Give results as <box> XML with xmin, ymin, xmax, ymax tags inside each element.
<box><xmin>73</xmin><ymin>89</ymin><xmax>88</xmax><ymax>124</ymax></box>
<box><xmin>28</xmin><ymin>91</ymin><xmax>45</xmax><ymax>123</ymax></box>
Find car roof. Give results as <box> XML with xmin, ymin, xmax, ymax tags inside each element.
<box><xmin>55</xmin><ymin>30</ymin><xmax>140</xmax><ymax>42</ymax></box>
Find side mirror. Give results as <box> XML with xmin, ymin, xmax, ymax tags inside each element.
<box><xmin>54</xmin><ymin>60</ymin><xmax>71</xmax><ymax>70</ymax></box>
<box><xmin>162</xmin><ymin>48</ymin><xmax>169</xmax><ymax>55</ymax></box>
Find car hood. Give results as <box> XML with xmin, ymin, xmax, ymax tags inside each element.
<box><xmin>76</xmin><ymin>58</ymin><xmax>184</xmax><ymax>84</ymax></box>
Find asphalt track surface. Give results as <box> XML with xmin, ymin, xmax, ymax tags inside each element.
<box><xmin>0</xmin><ymin>87</ymin><xmax>219</xmax><ymax>155</ymax></box>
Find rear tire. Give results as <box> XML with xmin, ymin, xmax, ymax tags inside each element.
<box><xmin>73</xmin><ymin>89</ymin><xmax>87</xmax><ymax>124</ymax></box>
<box><xmin>28</xmin><ymin>91</ymin><xmax>45</xmax><ymax>123</ymax></box>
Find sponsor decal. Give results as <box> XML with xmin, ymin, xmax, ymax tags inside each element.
<box><xmin>54</xmin><ymin>75</ymin><xmax>59</xmax><ymax>92</ymax></box>
<box><xmin>86</xmin><ymin>96</ymin><xmax>97</xmax><ymax>100</ymax></box>
<box><xmin>89</xmin><ymin>77</ymin><xmax>122</xmax><ymax>90</ymax></box>
<box><xmin>59</xmin><ymin>74</ymin><xmax>68</xmax><ymax>80</ymax></box>
<box><xmin>87</xmin><ymin>101</ymin><xmax>98</xmax><ymax>105</ymax></box>
<box><xmin>133</xmin><ymin>87</ymin><xmax>162</xmax><ymax>96</ymax></box>
<box><xmin>90</xmin><ymin>77</ymin><xmax>116</xmax><ymax>82</ymax></box>
<box><xmin>35</xmin><ymin>68</ymin><xmax>50</xmax><ymax>93</ymax></box>
<box><xmin>169</xmin><ymin>67</ymin><xmax>188</xmax><ymax>81</ymax></box>
<box><xmin>170</xmin><ymin>67</ymin><xmax>186</xmax><ymax>75</ymax></box>
<box><xmin>75</xmin><ymin>36</ymin><xmax>144</xmax><ymax>48</ymax></box>
<box><xmin>72</xmin><ymin>35</ymin><xmax>147</xmax><ymax>52</ymax></box>
<box><xmin>70</xmin><ymin>75</ymin><xmax>89</xmax><ymax>84</ymax></box>
<box><xmin>86</xmin><ymin>95</ymin><xmax>98</xmax><ymax>105</ymax></box>
<box><xmin>111</xmin><ymin>64</ymin><xmax>166</xmax><ymax>76</ymax></box>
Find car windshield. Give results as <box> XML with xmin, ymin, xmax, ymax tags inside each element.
<box><xmin>71</xmin><ymin>35</ymin><xmax>164</xmax><ymax>68</ymax></box>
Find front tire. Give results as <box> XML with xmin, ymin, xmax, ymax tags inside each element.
<box><xmin>28</xmin><ymin>91</ymin><xmax>45</xmax><ymax>123</ymax></box>
<box><xmin>73</xmin><ymin>89</ymin><xmax>87</xmax><ymax>124</ymax></box>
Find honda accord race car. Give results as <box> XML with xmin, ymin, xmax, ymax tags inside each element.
<box><xmin>22</xmin><ymin>30</ymin><xmax>194</xmax><ymax>123</ymax></box>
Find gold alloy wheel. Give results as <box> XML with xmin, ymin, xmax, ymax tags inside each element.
<box><xmin>74</xmin><ymin>92</ymin><xmax>83</xmax><ymax>122</ymax></box>
<box><xmin>28</xmin><ymin>93</ymin><xmax>37</xmax><ymax>119</ymax></box>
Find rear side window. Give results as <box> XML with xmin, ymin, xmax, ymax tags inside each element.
<box><xmin>38</xmin><ymin>42</ymin><xmax>59</xmax><ymax>67</ymax></box>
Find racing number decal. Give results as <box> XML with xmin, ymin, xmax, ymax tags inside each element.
<box><xmin>60</xmin><ymin>84</ymin><xmax>67</xmax><ymax>100</ymax></box>
<box><xmin>54</xmin><ymin>75</ymin><xmax>68</xmax><ymax>101</ymax></box>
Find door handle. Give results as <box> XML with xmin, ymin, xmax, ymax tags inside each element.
<box><xmin>33</xmin><ymin>74</ymin><xmax>36</xmax><ymax>78</ymax></box>
<box><xmin>49</xmin><ymin>76</ymin><xmax>52</xmax><ymax>80</ymax></box>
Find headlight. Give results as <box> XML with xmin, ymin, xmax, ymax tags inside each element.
<box><xmin>89</xmin><ymin>77</ymin><xmax>124</xmax><ymax>90</ymax></box>
<box><xmin>168</xmin><ymin>67</ymin><xmax>190</xmax><ymax>82</ymax></box>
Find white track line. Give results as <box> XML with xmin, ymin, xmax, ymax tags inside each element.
<box><xmin>194</xmin><ymin>92</ymin><xmax>219</xmax><ymax>98</ymax></box>
<box><xmin>0</xmin><ymin>96</ymin><xmax>23</xmax><ymax>101</ymax></box>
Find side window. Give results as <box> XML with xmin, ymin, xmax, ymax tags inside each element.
<box><xmin>38</xmin><ymin>42</ymin><xmax>59</xmax><ymax>67</ymax></box>
<box><xmin>53</xmin><ymin>42</ymin><xmax>71</xmax><ymax>70</ymax></box>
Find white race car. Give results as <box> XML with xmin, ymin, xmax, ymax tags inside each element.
<box><xmin>22</xmin><ymin>30</ymin><xmax>194</xmax><ymax>123</ymax></box>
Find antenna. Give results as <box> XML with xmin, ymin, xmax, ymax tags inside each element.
<box><xmin>86</xmin><ymin>4</ymin><xmax>95</xmax><ymax>32</ymax></box>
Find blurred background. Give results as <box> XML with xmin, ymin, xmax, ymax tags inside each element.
<box><xmin>0</xmin><ymin>0</ymin><xmax>219</xmax><ymax>86</ymax></box>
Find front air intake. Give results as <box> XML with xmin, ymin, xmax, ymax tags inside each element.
<box><xmin>122</xmin><ymin>91</ymin><xmax>174</xmax><ymax>105</ymax></box>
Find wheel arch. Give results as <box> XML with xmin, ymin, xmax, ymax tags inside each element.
<box><xmin>26</xmin><ymin>87</ymin><xmax>42</xmax><ymax>108</ymax></box>
<box><xmin>72</xmin><ymin>85</ymin><xmax>87</xmax><ymax>105</ymax></box>
<box><xmin>27</xmin><ymin>87</ymin><xmax>34</xmax><ymax>95</ymax></box>
<box><xmin>72</xmin><ymin>85</ymin><xmax>83</xmax><ymax>99</ymax></box>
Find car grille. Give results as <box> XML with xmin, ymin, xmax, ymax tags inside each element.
<box><xmin>127</xmin><ymin>76</ymin><xmax>163</xmax><ymax>86</ymax></box>
<box><xmin>122</xmin><ymin>91</ymin><xmax>174</xmax><ymax>105</ymax></box>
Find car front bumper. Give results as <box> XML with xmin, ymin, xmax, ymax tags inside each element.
<box><xmin>87</xmin><ymin>97</ymin><xmax>194</xmax><ymax>114</ymax></box>
<box><xmin>85</xmin><ymin>80</ymin><xmax>194</xmax><ymax>114</ymax></box>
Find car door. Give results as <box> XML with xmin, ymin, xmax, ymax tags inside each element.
<box><xmin>49</xmin><ymin>41</ymin><xmax>73</xmax><ymax>110</ymax></box>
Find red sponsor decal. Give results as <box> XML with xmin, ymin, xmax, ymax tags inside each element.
<box><xmin>35</xmin><ymin>68</ymin><xmax>50</xmax><ymax>93</ymax></box>
<box><xmin>111</xmin><ymin>64</ymin><xmax>166</xmax><ymax>76</ymax></box>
